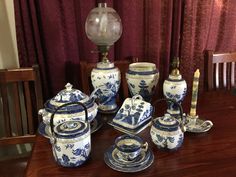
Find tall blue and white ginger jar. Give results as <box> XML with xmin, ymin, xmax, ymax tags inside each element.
<box><xmin>91</xmin><ymin>62</ymin><xmax>120</xmax><ymax>113</ymax></box>
<box><xmin>126</xmin><ymin>62</ymin><xmax>159</xmax><ymax>102</ymax></box>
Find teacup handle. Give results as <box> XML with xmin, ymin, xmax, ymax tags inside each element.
<box><xmin>141</xmin><ymin>142</ymin><xmax>148</xmax><ymax>152</ymax></box>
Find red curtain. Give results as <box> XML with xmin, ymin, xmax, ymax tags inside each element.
<box><xmin>180</xmin><ymin>0</ymin><xmax>236</xmax><ymax>92</ymax></box>
<box><xmin>14</xmin><ymin>0</ymin><xmax>236</xmax><ymax>100</ymax></box>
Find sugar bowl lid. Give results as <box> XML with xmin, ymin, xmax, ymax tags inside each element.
<box><xmin>51</xmin><ymin>83</ymin><xmax>89</xmax><ymax>104</ymax></box>
<box><xmin>45</xmin><ymin>83</ymin><xmax>93</xmax><ymax>111</ymax></box>
<box><xmin>54</xmin><ymin>120</ymin><xmax>89</xmax><ymax>138</ymax></box>
<box><xmin>153</xmin><ymin>114</ymin><xmax>180</xmax><ymax>131</ymax></box>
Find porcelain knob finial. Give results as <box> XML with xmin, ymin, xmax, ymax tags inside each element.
<box><xmin>65</xmin><ymin>83</ymin><xmax>73</xmax><ymax>91</ymax></box>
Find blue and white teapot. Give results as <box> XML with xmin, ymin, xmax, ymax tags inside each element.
<box><xmin>150</xmin><ymin>99</ymin><xmax>186</xmax><ymax>150</ymax></box>
<box><xmin>50</xmin><ymin>102</ymin><xmax>91</xmax><ymax>167</ymax></box>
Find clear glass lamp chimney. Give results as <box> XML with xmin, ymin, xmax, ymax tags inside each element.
<box><xmin>85</xmin><ymin>3</ymin><xmax>122</xmax><ymax>49</ymax></box>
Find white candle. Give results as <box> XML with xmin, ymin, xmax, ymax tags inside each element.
<box><xmin>190</xmin><ymin>69</ymin><xmax>200</xmax><ymax>117</ymax></box>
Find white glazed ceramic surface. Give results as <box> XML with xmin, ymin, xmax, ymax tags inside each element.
<box><xmin>113</xmin><ymin>95</ymin><xmax>153</xmax><ymax>129</ymax></box>
<box><xmin>40</xmin><ymin>103</ymin><xmax>98</xmax><ymax>125</ymax></box>
<box><xmin>150</xmin><ymin>114</ymin><xmax>184</xmax><ymax>150</ymax></box>
<box><xmin>150</xmin><ymin>125</ymin><xmax>184</xmax><ymax>150</ymax></box>
<box><xmin>38</xmin><ymin>83</ymin><xmax>98</xmax><ymax>127</ymax></box>
<box><xmin>163</xmin><ymin>75</ymin><xmax>187</xmax><ymax>115</ymax></box>
<box><xmin>114</xmin><ymin>134</ymin><xmax>148</xmax><ymax>161</ymax></box>
<box><xmin>126</xmin><ymin>62</ymin><xmax>159</xmax><ymax>101</ymax></box>
<box><xmin>91</xmin><ymin>62</ymin><xmax>121</xmax><ymax>111</ymax></box>
<box><xmin>52</xmin><ymin>132</ymin><xmax>91</xmax><ymax>167</ymax></box>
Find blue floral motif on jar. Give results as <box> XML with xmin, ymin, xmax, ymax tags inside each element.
<box><xmin>138</xmin><ymin>80</ymin><xmax>151</xmax><ymax>101</ymax></box>
<box><xmin>176</xmin><ymin>134</ymin><xmax>183</xmax><ymax>148</ymax></box>
<box><xmin>65</xmin><ymin>144</ymin><xmax>74</xmax><ymax>149</ymax></box>
<box><xmin>126</xmin><ymin>62</ymin><xmax>159</xmax><ymax>102</ymax></box>
<box><xmin>91</xmin><ymin>62</ymin><xmax>121</xmax><ymax>112</ymax></box>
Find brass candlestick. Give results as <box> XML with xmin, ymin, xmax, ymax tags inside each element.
<box><xmin>186</xmin><ymin>69</ymin><xmax>213</xmax><ymax>133</ymax></box>
<box><xmin>189</xmin><ymin>69</ymin><xmax>200</xmax><ymax>119</ymax></box>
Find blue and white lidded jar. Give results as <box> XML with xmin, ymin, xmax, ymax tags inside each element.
<box><xmin>91</xmin><ymin>62</ymin><xmax>120</xmax><ymax>113</ymax></box>
<box><xmin>163</xmin><ymin>58</ymin><xmax>187</xmax><ymax>117</ymax></box>
<box><xmin>150</xmin><ymin>99</ymin><xmax>186</xmax><ymax>150</ymax></box>
<box><xmin>126</xmin><ymin>62</ymin><xmax>159</xmax><ymax>102</ymax></box>
<box><xmin>50</xmin><ymin>102</ymin><xmax>91</xmax><ymax>167</ymax></box>
<box><xmin>39</xmin><ymin>83</ymin><xmax>98</xmax><ymax>125</ymax></box>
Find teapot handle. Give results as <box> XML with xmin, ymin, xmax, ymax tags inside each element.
<box><xmin>151</xmin><ymin>98</ymin><xmax>184</xmax><ymax>126</ymax></box>
<box><xmin>50</xmin><ymin>102</ymin><xmax>88</xmax><ymax>137</ymax></box>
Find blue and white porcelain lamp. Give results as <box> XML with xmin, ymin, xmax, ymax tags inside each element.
<box><xmin>85</xmin><ymin>3</ymin><xmax>122</xmax><ymax>113</ymax></box>
<box><xmin>163</xmin><ymin>57</ymin><xmax>187</xmax><ymax>117</ymax></box>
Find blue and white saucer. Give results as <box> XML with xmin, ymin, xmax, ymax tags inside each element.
<box><xmin>104</xmin><ymin>145</ymin><xmax>154</xmax><ymax>172</ymax></box>
<box><xmin>38</xmin><ymin>122</ymin><xmax>51</xmax><ymax>138</ymax></box>
<box><xmin>38</xmin><ymin>118</ymin><xmax>103</xmax><ymax>138</ymax></box>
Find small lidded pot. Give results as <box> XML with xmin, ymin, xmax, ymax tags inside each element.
<box><xmin>39</xmin><ymin>83</ymin><xmax>98</xmax><ymax>125</ymax></box>
<box><xmin>150</xmin><ymin>99</ymin><xmax>186</xmax><ymax>150</ymax></box>
<box><xmin>50</xmin><ymin>102</ymin><xmax>91</xmax><ymax>167</ymax></box>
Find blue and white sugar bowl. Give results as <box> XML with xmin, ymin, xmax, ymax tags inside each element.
<box><xmin>150</xmin><ymin>99</ymin><xmax>186</xmax><ymax>150</ymax></box>
<box><xmin>39</xmin><ymin>83</ymin><xmax>98</xmax><ymax>125</ymax></box>
<box><xmin>50</xmin><ymin>102</ymin><xmax>91</xmax><ymax>167</ymax></box>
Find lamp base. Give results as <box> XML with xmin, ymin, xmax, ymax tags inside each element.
<box><xmin>91</xmin><ymin>61</ymin><xmax>121</xmax><ymax>114</ymax></box>
<box><xmin>98</xmin><ymin>96</ymin><xmax>118</xmax><ymax>114</ymax></box>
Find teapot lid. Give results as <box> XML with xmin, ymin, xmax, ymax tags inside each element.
<box><xmin>54</xmin><ymin>120</ymin><xmax>89</xmax><ymax>138</ymax></box>
<box><xmin>48</xmin><ymin>83</ymin><xmax>90</xmax><ymax>107</ymax></box>
<box><xmin>153</xmin><ymin>114</ymin><xmax>180</xmax><ymax>131</ymax></box>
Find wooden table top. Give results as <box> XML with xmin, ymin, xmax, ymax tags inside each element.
<box><xmin>25</xmin><ymin>91</ymin><xmax>236</xmax><ymax>177</ymax></box>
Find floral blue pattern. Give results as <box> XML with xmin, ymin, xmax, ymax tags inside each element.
<box><xmin>138</xmin><ymin>80</ymin><xmax>151</xmax><ymax>101</ymax></box>
<box><xmin>114</xmin><ymin>103</ymin><xmax>152</xmax><ymax>126</ymax></box>
<box><xmin>65</xmin><ymin>144</ymin><xmax>74</xmax><ymax>149</ymax></box>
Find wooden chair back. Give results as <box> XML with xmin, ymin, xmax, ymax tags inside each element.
<box><xmin>0</xmin><ymin>65</ymin><xmax>43</xmax><ymax>146</ymax></box>
<box><xmin>205</xmin><ymin>50</ymin><xmax>236</xmax><ymax>90</ymax></box>
<box><xmin>79</xmin><ymin>58</ymin><xmax>138</xmax><ymax>104</ymax></box>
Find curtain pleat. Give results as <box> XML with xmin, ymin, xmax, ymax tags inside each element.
<box><xmin>14</xmin><ymin>0</ymin><xmax>236</xmax><ymax>100</ymax></box>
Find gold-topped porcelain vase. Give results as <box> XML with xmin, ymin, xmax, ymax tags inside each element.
<box><xmin>163</xmin><ymin>57</ymin><xmax>187</xmax><ymax>116</ymax></box>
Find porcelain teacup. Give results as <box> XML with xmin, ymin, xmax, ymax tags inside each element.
<box><xmin>115</xmin><ymin>134</ymin><xmax>148</xmax><ymax>161</ymax></box>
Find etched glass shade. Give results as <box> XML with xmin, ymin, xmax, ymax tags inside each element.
<box><xmin>85</xmin><ymin>3</ymin><xmax>122</xmax><ymax>47</ymax></box>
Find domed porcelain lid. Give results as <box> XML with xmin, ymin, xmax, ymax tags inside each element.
<box><xmin>54</xmin><ymin>120</ymin><xmax>89</xmax><ymax>139</ymax></box>
<box><xmin>153</xmin><ymin>114</ymin><xmax>180</xmax><ymax>131</ymax></box>
<box><xmin>45</xmin><ymin>83</ymin><xmax>94</xmax><ymax>113</ymax></box>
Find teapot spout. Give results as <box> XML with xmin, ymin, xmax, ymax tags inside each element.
<box><xmin>181</xmin><ymin>124</ymin><xmax>186</xmax><ymax>132</ymax></box>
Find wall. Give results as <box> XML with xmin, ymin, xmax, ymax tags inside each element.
<box><xmin>0</xmin><ymin>0</ymin><xmax>29</xmax><ymax>158</ymax></box>
<box><xmin>0</xmin><ymin>0</ymin><xmax>19</xmax><ymax>69</ymax></box>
